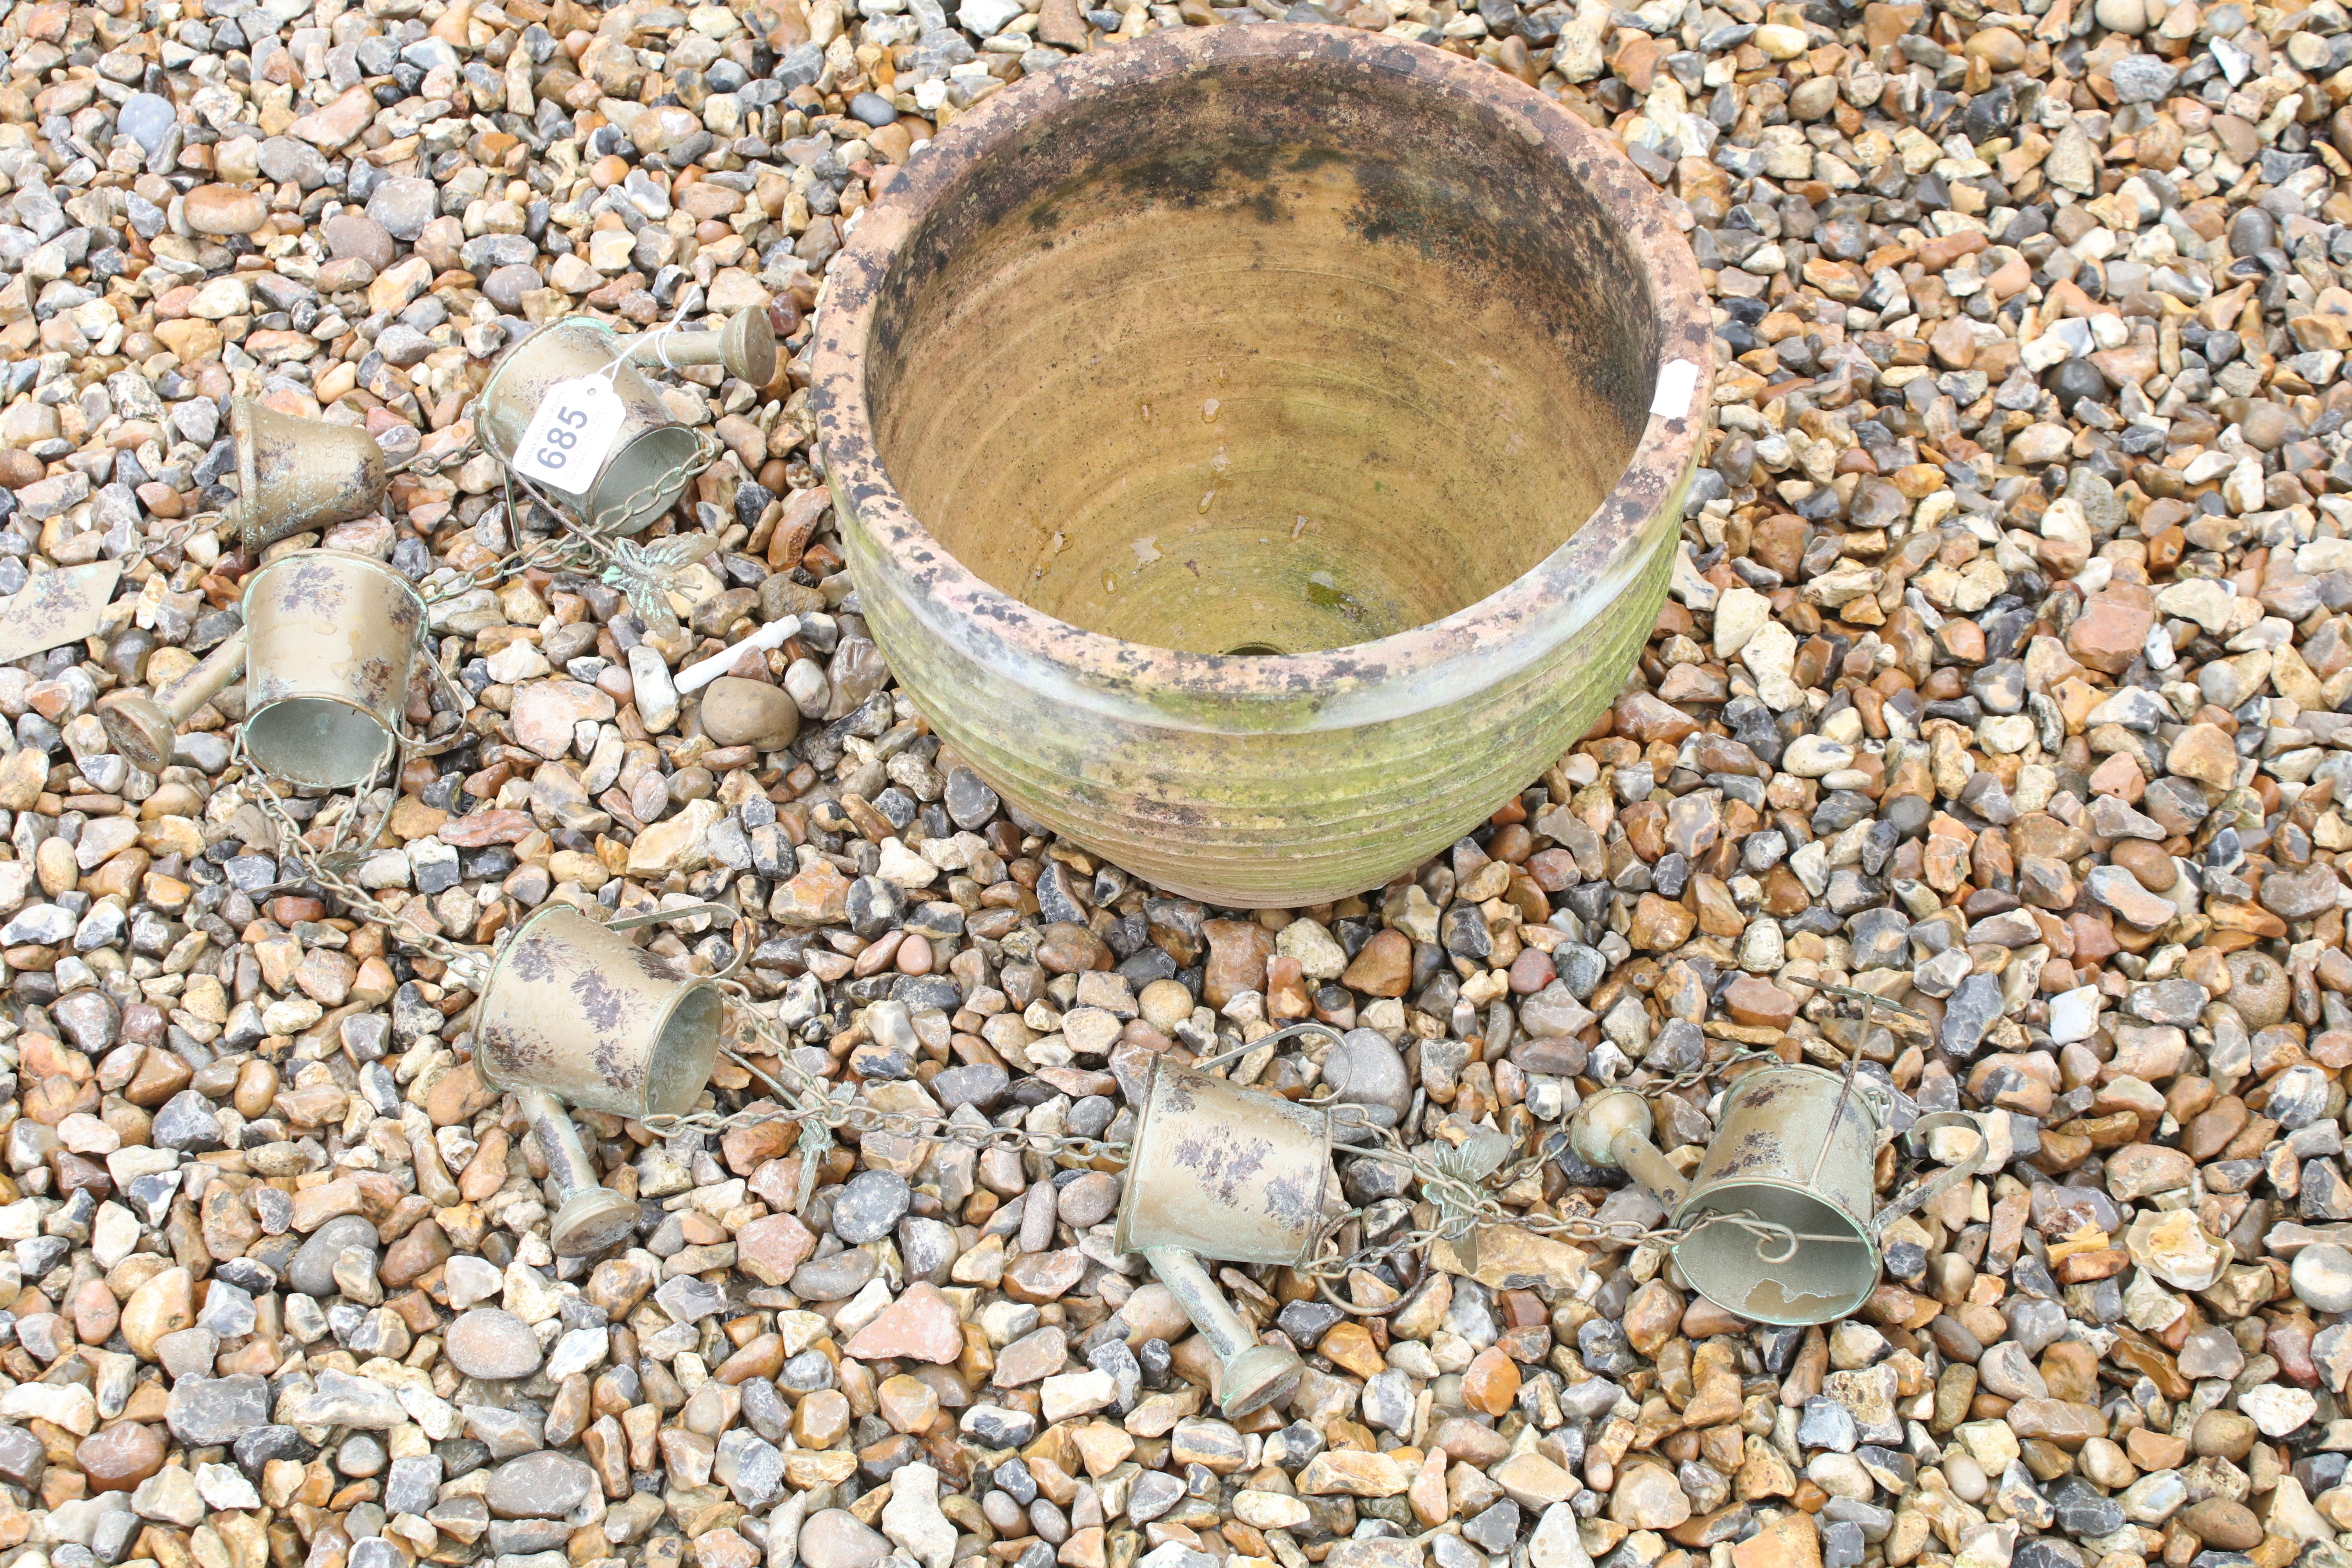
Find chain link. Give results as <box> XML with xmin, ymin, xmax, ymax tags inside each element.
<box><xmin>423</xmin><ymin>517</ymin><xmax>610</xmax><ymax>607</ymax></box>
<box><xmin>651</xmin><ymin>991</ymin><xmax>1127</xmax><ymax>1164</ymax></box>
<box><xmin>236</xmin><ymin>732</ymin><xmax>488</xmax><ymax>973</ymax></box>
<box><xmin>1639</xmin><ymin>1045</ymin><xmax>1784</xmax><ymax>1099</ymax></box>
<box><xmin>593</xmin><ymin>427</ymin><xmax>721</xmax><ymax>539</ymax></box>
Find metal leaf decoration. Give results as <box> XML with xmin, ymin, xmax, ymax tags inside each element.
<box><xmin>1423</xmin><ymin>1128</ymin><xmax>1516</xmax><ymax>1274</ymax></box>
<box><xmin>601</xmin><ymin>532</ymin><xmax>719</xmax><ymax>637</ymax></box>
<box><xmin>310</xmin><ymin>850</ymin><xmax>368</xmax><ymax>881</ymax></box>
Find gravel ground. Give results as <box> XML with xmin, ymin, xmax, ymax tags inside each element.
<box><xmin>0</xmin><ymin>11</ymin><xmax>2350</xmax><ymax>1568</ymax></box>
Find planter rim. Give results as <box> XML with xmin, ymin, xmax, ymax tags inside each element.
<box><xmin>811</xmin><ymin>24</ymin><xmax>1713</xmax><ymax>722</ymax></box>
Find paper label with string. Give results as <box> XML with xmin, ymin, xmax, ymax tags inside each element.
<box><xmin>514</xmin><ymin>376</ymin><xmax>624</xmax><ymax>494</ymax></box>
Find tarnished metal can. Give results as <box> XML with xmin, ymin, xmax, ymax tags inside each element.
<box><xmin>1113</xmin><ymin>1056</ymin><xmax>1335</xmax><ymax>1267</ymax></box>
<box><xmin>471</xmin><ymin>902</ymin><xmax>724</xmax><ymax>1121</ymax></box>
<box><xmin>1567</xmin><ymin>1068</ymin><xmax>1994</xmax><ymax>1328</ymax></box>
<box><xmin>1670</xmin><ymin>1065</ymin><xmax>1884</xmax><ymax>1325</ymax></box>
<box><xmin>479</xmin><ymin>318</ymin><xmax>709</xmax><ymax>535</ymax></box>
<box><xmin>241</xmin><ymin>552</ymin><xmax>425</xmax><ymax>789</ymax></box>
<box><xmin>811</xmin><ymin>24</ymin><xmax>1712</xmax><ymax>906</ymax></box>
<box><xmin>229</xmin><ymin>399</ymin><xmax>388</xmax><ymax>553</ymax></box>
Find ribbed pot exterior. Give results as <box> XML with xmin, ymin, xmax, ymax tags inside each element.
<box><xmin>835</xmin><ymin>475</ymin><xmax>1688</xmax><ymax>905</ymax></box>
<box><xmin>814</xmin><ymin>26</ymin><xmax>1712</xmax><ymax>907</ymax></box>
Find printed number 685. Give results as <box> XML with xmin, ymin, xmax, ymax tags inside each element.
<box><xmin>538</xmin><ymin>405</ymin><xmax>589</xmax><ymax>464</ymax></box>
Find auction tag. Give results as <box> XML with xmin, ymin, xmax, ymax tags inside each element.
<box><xmin>513</xmin><ymin>376</ymin><xmax>624</xmax><ymax>494</ymax></box>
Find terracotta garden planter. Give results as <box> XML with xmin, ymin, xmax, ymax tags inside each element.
<box><xmin>812</xmin><ymin>25</ymin><xmax>1711</xmax><ymax>906</ymax></box>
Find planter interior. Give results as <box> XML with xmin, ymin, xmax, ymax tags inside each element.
<box><xmin>864</xmin><ymin>40</ymin><xmax>1662</xmax><ymax>659</ymax></box>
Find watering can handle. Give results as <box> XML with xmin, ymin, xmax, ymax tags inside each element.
<box><xmin>606</xmin><ymin>900</ymin><xmax>754</xmax><ymax>980</ymax></box>
<box><xmin>1870</xmin><ymin>1110</ymin><xmax>1993</xmax><ymax>1235</ymax></box>
<box><xmin>1189</xmin><ymin>1020</ymin><xmax>1344</xmax><ymax>1075</ymax></box>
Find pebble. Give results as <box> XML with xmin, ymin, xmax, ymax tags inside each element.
<box><xmin>799</xmin><ymin>1511</ymin><xmax>891</xmax><ymax>1568</ymax></box>
<box><xmin>76</xmin><ymin>1423</ymin><xmax>165</xmax><ymax>1492</ymax></box>
<box><xmin>831</xmin><ymin>1169</ymin><xmax>912</xmax><ymax>1244</ymax></box>
<box><xmin>163</xmin><ymin>1375</ymin><xmax>270</xmax><ymax>1447</ymax></box>
<box><xmin>700</xmin><ymin>677</ymin><xmax>804</xmax><ymax>751</ymax></box>
<box><xmin>483</xmin><ymin>1453</ymin><xmax>597</xmax><ymax>1519</ymax></box>
<box><xmin>444</xmin><ymin>1309</ymin><xmax>544</xmax><ymax>1381</ymax></box>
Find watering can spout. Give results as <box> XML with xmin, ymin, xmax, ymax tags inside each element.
<box><xmin>96</xmin><ymin>626</ymin><xmax>251</xmax><ymax>776</ymax></box>
<box><xmin>1143</xmin><ymin>1245</ymin><xmax>1303</xmax><ymax>1419</ymax></box>
<box><xmin>517</xmin><ymin>1086</ymin><xmax>641</xmax><ymax>1258</ymax></box>
<box><xmin>1567</xmin><ymin>1088</ymin><xmax>1685</xmax><ymax>1212</ymax></box>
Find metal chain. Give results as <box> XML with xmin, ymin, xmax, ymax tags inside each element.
<box><xmin>382</xmin><ymin>426</ymin><xmax>482</xmax><ymax>481</ymax></box>
<box><xmin>1640</xmin><ymin>1045</ymin><xmax>1784</xmax><ymax>1099</ymax></box>
<box><xmin>235</xmin><ymin>733</ymin><xmax>487</xmax><ymax>973</ymax></box>
<box><xmin>421</xmin><ymin>517</ymin><xmax>609</xmax><ymax>607</ymax></box>
<box><xmin>650</xmin><ymin>991</ymin><xmax>1127</xmax><ymax>1161</ymax></box>
<box><xmin>134</xmin><ymin>508</ymin><xmax>218</xmax><ymax>566</ymax></box>
<box><xmin>592</xmin><ymin>427</ymin><xmax>721</xmax><ymax>539</ymax></box>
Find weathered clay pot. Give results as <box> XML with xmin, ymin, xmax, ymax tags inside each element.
<box><xmin>813</xmin><ymin>27</ymin><xmax>1711</xmax><ymax>905</ymax></box>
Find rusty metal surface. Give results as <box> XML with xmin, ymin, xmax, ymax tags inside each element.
<box><xmin>230</xmin><ymin>399</ymin><xmax>387</xmax><ymax>552</ymax></box>
<box><xmin>0</xmin><ymin>561</ymin><xmax>122</xmax><ymax>664</ymax></box>
<box><xmin>479</xmin><ymin>317</ymin><xmax>706</xmax><ymax>535</ymax></box>
<box><xmin>240</xmin><ymin>551</ymin><xmax>425</xmax><ymax>789</ymax></box>
<box><xmin>1673</xmin><ymin>1064</ymin><xmax>1882</xmax><ymax>1326</ymax></box>
<box><xmin>472</xmin><ymin>902</ymin><xmax>723</xmax><ymax>1120</ymax></box>
<box><xmin>1114</xmin><ymin>1056</ymin><xmax>1335</xmax><ymax>1266</ymax></box>
<box><xmin>811</xmin><ymin>25</ymin><xmax>1712</xmax><ymax>906</ymax></box>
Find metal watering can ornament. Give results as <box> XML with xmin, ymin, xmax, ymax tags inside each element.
<box><xmin>224</xmin><ymin>399</ymin><xmax>392</xmax><ymax>554</ymax></box>
<box><xmin>477</xmin><ymin>309</ymin><xmax>775</xmax><ymax>537</ymax></box>
<box><xmin>1567</xmin><ymin>1053</ymin><xmax>1993</xmax><ymax>1326</ymax></box>
<box><xmin>446</xmin><ymin>900</ymin><xmax>754</xmax><ymax>1255</ymax></box>
<box><xmin>1113</xmin><ymin>1050</ymin><xmax>1341</xmax><ymax>1417</ymax></box>
<box><xmin>96</xmin><ymin>550</ymin><xmax>433</xmax><ymax>791</ymax></box>
<box><xmin>1107</xmin><ymin>1024</ymin><xmax>1502</xmax><ymax>1416</ymax></box>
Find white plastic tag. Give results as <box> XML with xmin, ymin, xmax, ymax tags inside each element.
<box><xmin>1651</xmin><ymin>358</ymin><xmax>1700</xmax><ymax>417</ymax></box>
<box><xmin>513</xmin><ymin>377</ymin><xmax>625</xmax><ymax>494</ymax></box>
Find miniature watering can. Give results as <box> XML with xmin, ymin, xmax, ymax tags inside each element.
<box><xmin>96</xmin><ymin>550</ymin><xmax>427</xmax><ymax>790</ymax></box>
<box><xmin>477</xmin><ymin>313</ymin><xmax>763</xmax><ymax>535</ymax></box>
<box><xmin>1114</xmin><ymin>1053</ymin><xmax>1343</xmax><ymax>1417</ymax></box>
<box><xmin>1569</xmin><ymin>1063</ymin><xmax>1992</xmax><ymax>1326</ymax></box>
<box><xmin>468</xmin><ymin>902</ymin><xmax>746</xmax><ymax>1122</ymax></box>
<box><xmin>453</xmin><ymin>900</ymin><xmax>752</xmax><ymax>1254</ymax></box>
<box><xmin>226</xmin><ymin>400</ymin><xmax>391</xmax><ymax>554</ymax></box>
